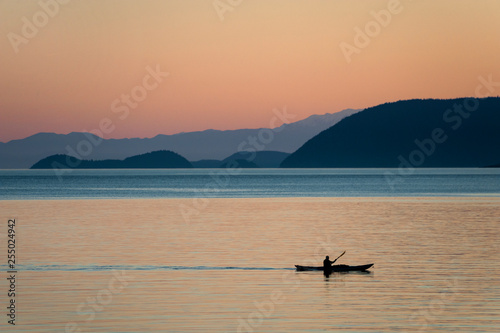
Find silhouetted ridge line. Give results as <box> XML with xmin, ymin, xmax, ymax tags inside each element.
<box><xmin>1</xmin><ymin>109</ymin><xmax>360</xmax><ymax>168</ymax></box>
<box><xmin>281</xmin><ymin>97</ymin><xmax>500</xmax><ymax>168</ymax></box>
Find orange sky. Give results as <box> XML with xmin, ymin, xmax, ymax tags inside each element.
<box><xmin>1</xmin><ymin>0</ymin><xmax>499</xmax><ymax>142</ymax></box>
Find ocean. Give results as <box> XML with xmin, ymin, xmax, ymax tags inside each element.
<box><xmin>2</xmin><ymin>168</ymin><xmax>500</xmax><ymax>200</ymax></box>
<box><xmin>0</xmin><ymin>169</ymin><xmax>499</xmax><ymax>332</ymax></box>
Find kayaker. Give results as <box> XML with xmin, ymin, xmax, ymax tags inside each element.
<box><xmin>323</xmin><ymin>255</ymin><xmax>337</xmax><ymax>270</ymax></box>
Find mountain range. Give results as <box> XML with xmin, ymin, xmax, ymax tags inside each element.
<box><xmin>6</xmin><ymin>98</ymin><xmax>500</xmax><ymax>169</ymax></box>
<box><xmin>0</xmin><ymin>109</ymin><xmax>360</xmax><ymax>169</ymax></box>
<box><xmin>32</xmin><ymin>150</ymin><xmax>290</xmax><ymax>169</ymax></box>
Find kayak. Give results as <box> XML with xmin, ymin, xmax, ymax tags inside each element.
<box><xmin>295</xmin><ymin>263</ymin><xmax>374</xmax><ymax>272</ymax></box>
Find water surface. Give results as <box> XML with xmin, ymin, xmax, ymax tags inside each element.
<box><xmin>1</xmin><ymin>168</ymin><xmax>499</xmax><ymax>199</ymax></box>
<box><xmin>1</xmin><ymin>197</ymin><xmax>499</xmax><ymax>332</ymax></box>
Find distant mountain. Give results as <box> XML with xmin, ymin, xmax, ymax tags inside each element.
<box><xmin>0</xmin><ymin>109</ymin><xmax>361</xmax><ymax>169</ymax></box>
<box><xmin>220</xmin><ymin>159</ymin><xmax>259</xmax><ymax>168</ymax></box>
<box><xmin>191</xmin><ymin>151</ymin><xmax>290</xmax><ymax>168</ymax></box>
<box><xmin>191</xmin><ymin>160</ymin><xmax>223</xmax><ymax>168</ymax></box>
<box><xmin>281</xmin><ymin>97</ymin><xmax>500</xmax><ymax>168</ymax></box>
<box><xmin>31</xmin><ymin>150</ymin><xmax>192</xmax><ymax>169</ymax></box>
<box><xmin>221</xmin><ymin>151</ymin><xmax>290</xmax><ymax>168</ymax></box>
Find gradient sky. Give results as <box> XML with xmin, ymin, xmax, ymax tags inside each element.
<box><xmin>1</xmin><ymin>0</ymin><xmax>499</xmax><ymax>142</ymax></box>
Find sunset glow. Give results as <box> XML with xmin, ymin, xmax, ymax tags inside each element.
<box><xmin>1</xmin><ymin>0</ymin><xmax>499</xmax><ymax>142</ymax></box>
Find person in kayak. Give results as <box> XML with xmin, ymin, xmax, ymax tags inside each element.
<box><xmin>323</xmin><ymin>255</ymin><xmax>338</xmax><ymax>270</ymax></box>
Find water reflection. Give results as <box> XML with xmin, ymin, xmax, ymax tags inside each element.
<box><xmin>0</xmin><ymin>197</ymin><xmax>498</xmax><ymax>332</ymax></box>
<box><xmin>323</xmin><ymin>269</ymin><xmax>373</xmax><ymax>279</ymax></box>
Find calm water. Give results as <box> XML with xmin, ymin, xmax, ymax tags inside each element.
<box><xmin>0</xmin><ymin>170</ymin><xmax>499</xmax><ymax>332</ymax></box>
<box><xmin>1</xmin><ymin>168</ymin><xmax>500</xmax><ymax>199</ymax></box>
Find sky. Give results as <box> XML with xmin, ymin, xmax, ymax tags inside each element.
<box><xmin>1</xmin><ymin>0</ymin><xmax>499</xmax><ymax>142</ymax></box>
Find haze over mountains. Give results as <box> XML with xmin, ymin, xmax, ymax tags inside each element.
<box><xmin>0</xmin><ymin>109</ymin><xmax>360</xmax><ymax>169</ymax></box>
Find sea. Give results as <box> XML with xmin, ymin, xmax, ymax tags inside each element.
<box><xmin>0</xmin><ymin>168</ymin><xmax>499</xmax><ymax>332</ymax></box>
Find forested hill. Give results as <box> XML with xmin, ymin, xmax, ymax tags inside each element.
<box><xmin>281</xmin><ymin>97</ymin><xmax>500</xmax><ymax>168</ymax></box>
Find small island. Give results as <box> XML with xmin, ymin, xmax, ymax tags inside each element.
<box><xmin>31</xmin><ymin>150</ymin><xmax>193</xmax><ymax>169</ymax></box>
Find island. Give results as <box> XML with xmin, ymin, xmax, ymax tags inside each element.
<box><xmin>31</xmin><ymin>150</ymin><xmax>193</xmax><ymax>169</ymax></box>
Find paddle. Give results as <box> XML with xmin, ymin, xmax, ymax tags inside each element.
<box><xmin>332</xmin><ymin>250</ymin><xmax>346</xmax><ymax>264</ymax></box>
